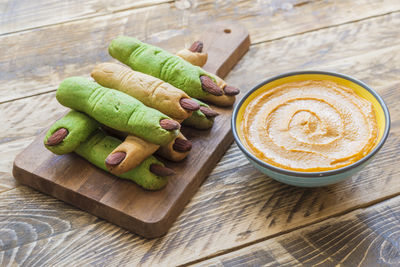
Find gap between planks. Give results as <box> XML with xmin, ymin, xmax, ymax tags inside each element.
<box><xmin>0</xmin><ymin>89</ymin><xmax>57</xmax><ymax>105</ymax></box>
<box><xmin>180</xmin><ymin>190</ymin><xmax>400</xmax><ymax>266</ymax></box>
<box><xmin>2</xmin><ymin>9</ymin><xmax>400</xmax><ymax>106</ymax></box>
<box><xmin>251</xmin><ymin>9</ymin><xmax>400</xmax><ymax>46</ymax></box>
<box><xmin>2</xmin><ymin>1</ymin><xmax>399</xmax><ymax>39</ymax></box>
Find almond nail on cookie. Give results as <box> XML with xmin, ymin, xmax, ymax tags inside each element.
<box><xmin>176</xmin><ymin>40</ymin><xmax>208</xmax><ymax>68</ymax></box>
<box><xmin>189</xmin><ymin>41</ymin><xmax>204</xmax><ymax>53</ymax></box>
<box><xmin>182</xmin><ymin>99</ymin><xmax>219</xmax><ymax>130</ymax></box>
<box><xmin>156</xmin><ymin>133</ymin><xmax>192</xmax><ymax>162</ymax></box>
<box><xmin>199</xmin><ymin>106</ymin><xmax>219</xmax><ymax>118</ymax></box>
<box><xmin>45</xmin><ymin>128</ymin><xmax>69</xmax><ymax>146</ymax></box>
<box><xmin>44</xmin><ymin>110</ymin><xmax>100</xmax><ymax>155</ymax></box>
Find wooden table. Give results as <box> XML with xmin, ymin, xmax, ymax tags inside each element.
<box><xmin>1</xmin><ymin>0</ymin><xmax>400</xmax><ymax>266</ymax></box>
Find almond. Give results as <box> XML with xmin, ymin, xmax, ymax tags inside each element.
<box><xmin>150</xmin><ymin>164</ymin><xmax>175</xmax><ymax>176</ymax></box>
<box><xmin>200</xmin><ymin>76</ymin><xmax>223</xmax><ymax>96</ymax></box>
<box><xmin>105</xmin><ymin>151</ymin><xmax>126</xmax><ymax>167</ymax></box>
<box><xmin>180</xmin><ymin>98</ymin><xmax>200</xmax><ymax>111</ymax></box>
<box><xmin>200</xmin><ymin>106</ymin><xmax>219</xmax><ymax>118</ymax></box>
<box><xmin>46</xmin><ymin>128</ymin><xmax>69</xmax><ymax>146</ymax></box>
<box><xmin>173</xmin><ymin>138</ymin><xmax>192</xmax><ymax>152</ymax></box>
<box><xmin>160</xmin><ymin>119</ymin><xmax>181</xmax><ymax>131</ymax></box>
<box><xmin>223</xmin><ymin>85</ymin><xmax>240</xmax><ymax>96</ymax></box>
<box><xmin>189</xmin><ymin>41</ymin><xmax>203</xmax><ymax>53</ymax></box>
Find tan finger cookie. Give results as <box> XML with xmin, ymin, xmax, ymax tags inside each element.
<box><xmin>176</xmin><ymin>41</ymin><xmax>208</xmax><ymax>68</ymax></box>
<box><xmin>105</xmin><ymin>135</ymin><xmax>159</xmax><ymax>175</ymax></box>
<box><xmin>91</xmin><ymin>63</ymin><xmax>198</xmax><ymax>121</ymax></box>
<box><xmin>104</xmin><ymin>127</ymin><xmax>192</xmax><ymax>163</ymax></box>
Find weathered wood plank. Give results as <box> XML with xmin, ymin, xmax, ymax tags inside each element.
<box><xmin>0</xmin><ymin>92</ymin><xmax>65</xmax><ymax>142</ymax></box>
<box><xmin>225</xmin><ymin>12</ymin><xmax>400</xmax><ymax>92</ymax></box>
<box><xmin>1</xmin><ymin>0</ymin><xmax>400</xmax><ymax>103</ymax></box>
<box><xmin>3</xmin><ymin>0</ymin><xmax>399</xmax><ymax>36</ymax></box>
<box><xmin>0</xmin><ymin>187</ymin><xmax>99</xmax><ymax>254</ymax></box>
<box><xmin>0</xmin><ymin>0</ymin><xmax>172</xmax><ymax>35</ymax></box>
<box><xmin>0</xmin><ymin>92</ymin><xmax>67</xmax><ymax>193</ymax></box>
<box><xmin>0</xmin><ymin>137</ymin><xmax>34</xmax><ymax>193</ymax></box>
<box><xmin>195</xmin><ymin>195</ymin><xmax>400</xmax><ymax>267</ymax></box>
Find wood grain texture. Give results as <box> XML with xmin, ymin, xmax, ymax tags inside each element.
<box><xmin>0</xmin><ymin>0</ymin><xmax>172</xmax><ymax>35</ymax></box>
<box><xmin>1</xmin><ymin>8</ymin><xmax>400</xmax><ymax>267</ymax></box>
<box><xmin>0</xmin><ymin>137</ymin><xmax>34</xmax><ymax>193</ymax></box>
<box><xmin>201</xmin><ymin>21</ymin><xmax>251</xmax><ymax>78</ymax></box>
<box><xmin>196</xmin><ymin>195</ymin><xmax>400</xmax><ymax>267</ymax></box>
<box><xmin>12</xmin><ymin>22</ymin><xmax>250</xmax><ymax>238</ymax></box>
<box><xmin>1</xmin><ymin>0</ymin><xmax>400</xmax><ymax>103</ymax></box>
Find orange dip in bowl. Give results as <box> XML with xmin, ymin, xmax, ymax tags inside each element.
<box><xmin>240</xmin><ymin>80</ymin><xmax>378</xmax><ymax>172</ymax></box>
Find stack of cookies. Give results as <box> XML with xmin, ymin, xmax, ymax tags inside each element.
<box><xmin>43</xmin><ymin>37</ymin><xmax>240</xmax><ymax>190</ymax></box>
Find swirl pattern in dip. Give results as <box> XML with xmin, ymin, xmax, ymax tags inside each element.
<box><xmin>241</xmin><ymin>80</ymin><xmax>378</xmax><ymax>172</ymax></box>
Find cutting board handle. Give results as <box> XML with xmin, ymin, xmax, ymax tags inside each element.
<box><xmin>202</xmin><ymin>21</ymin><xmax>250</xmax><ymax>78</ymax></box>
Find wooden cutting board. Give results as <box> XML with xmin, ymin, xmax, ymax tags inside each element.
<box><xmin>12</xmin><ymin>21</ymin><xmax>250</xmax><ymax>238</ymax></box>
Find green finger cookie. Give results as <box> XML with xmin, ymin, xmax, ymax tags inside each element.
<box><xmin>56</xmin><ymin>77</ymin><xmax>178</xmax><ymax>146</ymax></box>
<box><xmin>44</xmin><ymin>110</ymin><xmax>100</xmax><ymax>155</ymax></box>
<box><xmin>75</xmin><ymin>129</ymin><xmax>168</xmax><ymax>190</ymax></box>
<box><xmin>183</xmin><ymin>99</ymin><xmax>215</xmax><ymax>130</ymax></box>
<box><xmin>108</xmin><ymin>36</ymin><xmax>216</xmax><ymax>99</ymax></box>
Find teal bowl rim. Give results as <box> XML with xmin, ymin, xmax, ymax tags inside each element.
<box><xmin>231</xmin><ymin>71</ymin><xmax>391</xmax><ymax>178</ymax></box>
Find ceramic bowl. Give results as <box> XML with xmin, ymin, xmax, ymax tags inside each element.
<box><xmin>232</xmin><ymin>71</ymin><xmax>390</xmax><ymax>187</ymax></box>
